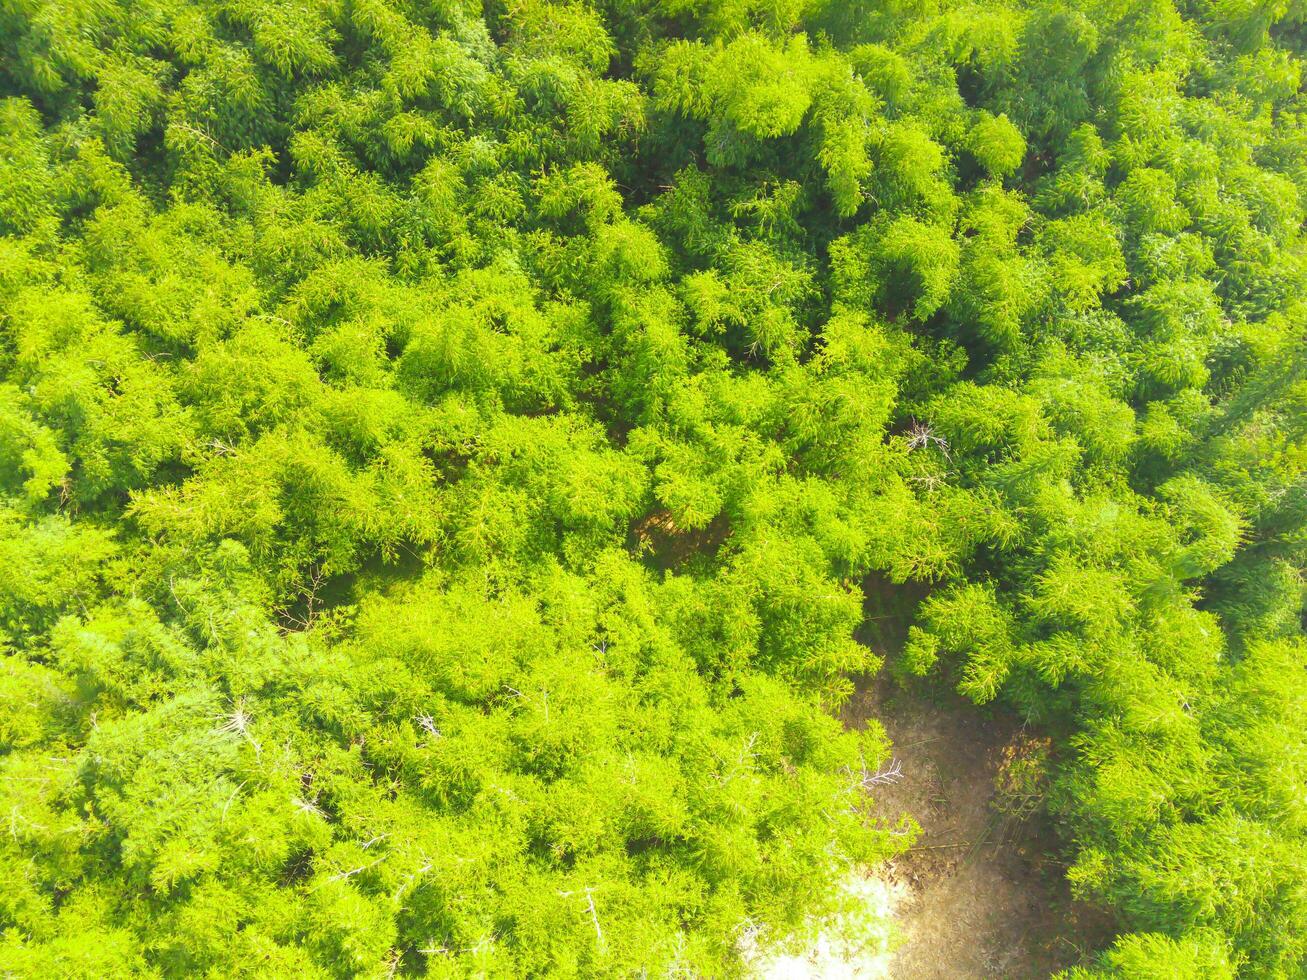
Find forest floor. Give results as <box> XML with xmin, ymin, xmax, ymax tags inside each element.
<box><xmin>843</xmin><ymin>676</ymin><xmax>1115</xmax><ymax>979</ymax></box>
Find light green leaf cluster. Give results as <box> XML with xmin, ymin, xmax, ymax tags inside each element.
<box><xmin>0</xmin><ymin>0</ymin><xmax>1304</xmax><ymax>975</ymax></box>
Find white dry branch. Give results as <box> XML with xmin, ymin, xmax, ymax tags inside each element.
<box><xmin>557</xmin><ymin>887</ymin><xmax>605</xmax><ymax>950</ymax></box>
<box><xmin>905</xmin><ymin>420</ymin><xmax>950</xmax><ymax>458</ymax></box>
<box><xmin>292</xmin><ymin>795</ymin><xmax>326</xmax><ymax>819</ymax></box>
<box><xmin>215</xmin><ymin>697</ymin><xmax>262</xmax><ymax>756</ymax></box>
<box><xmin>862</xmin><ymin>757</ymin><xmax>904</xmax><ymax>788</ymax></box>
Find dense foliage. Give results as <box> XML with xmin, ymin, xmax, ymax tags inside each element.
<box><xmin>0</xmin><ymin>0</ymin><xmax>1304</xmax><ymax>975</ymax></box>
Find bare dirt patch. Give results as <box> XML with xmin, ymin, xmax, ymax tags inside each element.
<box><xmin>845</xmin><ymin>676</ymin><xmax>1115</xmax><ymax>979</ymax></box>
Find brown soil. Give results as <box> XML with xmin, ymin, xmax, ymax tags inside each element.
<box><xmin>844</xmin><ymin>676</ymin><xmax>1115</xmax><ymax>979</ymax></box>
